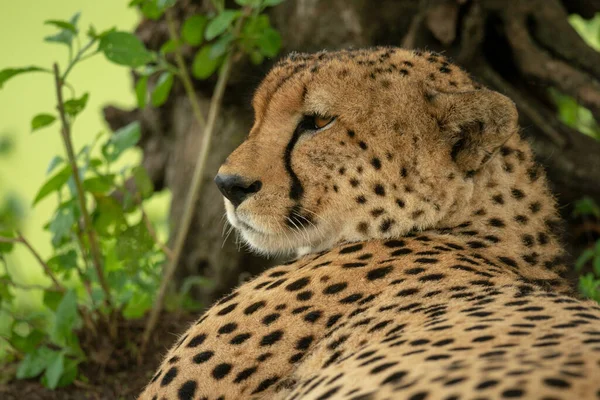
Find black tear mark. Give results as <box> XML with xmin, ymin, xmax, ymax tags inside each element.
<box><xmin>284</xmin><ymin>122</ymin><xmax>306</xmax><ymax>201</ymax></box>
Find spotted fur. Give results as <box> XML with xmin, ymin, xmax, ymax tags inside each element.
<box><xmin>139</xmin><ymin>47</ymin><xmax>600</xmax><ymax>400</ymax></box>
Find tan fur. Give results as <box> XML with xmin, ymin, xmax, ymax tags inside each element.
<box><xmin>138</xmin><ymin>48</ymin><xmax>600</xmax><ymax>400</ymax></box>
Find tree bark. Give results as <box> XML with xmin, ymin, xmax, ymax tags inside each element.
<box><xmin>104</xmin><ymin>0</ymin><xmax>600</xmax><ymax>304</ymax></box>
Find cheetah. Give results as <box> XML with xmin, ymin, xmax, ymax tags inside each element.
<box><xmin>139</xmin><ymin>47</ymin><xmax>600</xmax><ymax>400</ymax></box>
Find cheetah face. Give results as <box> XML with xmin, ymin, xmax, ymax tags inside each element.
<box><xmin>215</xmin><ymin>48</ymin><xmax>517</xmax><ymax>256</ymax></box>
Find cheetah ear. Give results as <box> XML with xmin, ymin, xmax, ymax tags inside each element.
<box><xmin>427</xmin><ymin>87</ymin><xmax>519</xmax><ymax>175</ymax></box>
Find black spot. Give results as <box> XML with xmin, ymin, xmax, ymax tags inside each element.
<box><xmin>244</xmin><ymin>301</ymin><xmax>266</xmax><ymax>315</ymax></box>
<box><xmin>340</xmin><ymin>243</ymin><xmax>364</xmax><ymax>254</ymax></box>
<box><xmin>359</xmin><ymin>141</ymin><xmax>368</xmax><ymax>150</ymax></box>
<box><xmin>327</xmin><ymin>314</ymin><xmax>343</xmax><ymax>327</ymax></box>
<box><xmin>217</xmin><ymin>303</ymin><xmax>237</xmax><ymax>315</ymax></box>
<box><xmin>492</xmin><ymin>194</ymin><xmax>504</xmax><ymax>204</ymax></box>
<box><xmin>161</xmin><ymin>367</ymin><xmax>178</xmax><ymax>386</ymax></box>
<box><xmin>262</xmin><ymin>314</ymin><xmax>280</xmax><ymax>325</ymax></box>
<box><xmin>379</xmin><ymin>218</ymin><xmax>395</xmax><ymax>232</ymax></box>
<box><xmin>187</xmin><ymin>334</ymin><xmax>207</xmax><ymax>348</ymax></box>
<box><xmin>178</xmin><ymin>380</ymin><xmax>197</xmax><ymax>400</ymax></box>
<box><xmin>350</xmin><ymin>178</ymin><xmax>360</xmax><ymax>187</ymax></box>
<box><xmin>529</xmin><ymin>202</ymin><xmax>541</xmax><ymax>213</ymax></box>
<box><xmin>347</xmin><ymin>130</ymin><xmax>355</xmax><ymax>138</ymax></box>
<box><xmin>367</xmin><ymin>266</ymin><xmax>394</xmax><ymax>280</ymax></box>
<box><xmin>218</xmin><ymin>322</ymin><xmax>237</xmax><ymax>334</ymax></box>
<box><xmin>192</xmin><ymin>350</ymin><xmax>214</xmax><ymax>364</ymax></box>
<box><xmin>511</xmin><ymin>188</ymin><xmax>525</xmax><ymax>199</ymax></box>
<box><xmin>340</xmin><ymin>293</ymin><xmax>363</xmax><ymax>303</ymax></box>
<box><xmin>234</xmin><ymin>366</ymin><xmax>258</xmax><ymax>383</ymax></box>
<box><xmin>374</xmin><ymin>184</ymin><xmax>386</xmax><ymax>196</ymax></box>
<box><xmin>396</xmin><ymin>199</ymin><xmax>406</xmax><ymax>208</ymax></box>
<box><xmin>489</xmin><ymin>218</ymin><xmax>505</xmax><ymax>228</ymax></box>
<box><xmin>286</xmin><ymin>277</ymin><xmax>310</xmax><ymax>291</ymax></box>
<box><xmin>400</xmin><ymin>167</ymin><xmax>408</xmax><ymax>177</ymax></box>
<box><xmin>260</xmin><ymin>330</ymin><xmax>284</xmax><ymax>346</ymax></box>
<box><xmin>296</xmin><ymin>336</ymin><xmax>314</xmax><ymax>350</ymax></box>
<box><xmin>212</xmin><ymin>363</ymin><xmax>232</xmax><ymax>380</ymax></box>
<box><xmin>251</xmin><ymin>376</ymin><xmax>280</xmax><ymax>394</ymax></box>
<box><xmin>370</xmin><ymin>208</ymin><xmax>385</xmax><ymax>217</ymax></box>
<box><xmin>297</xmin><ymin>291</ymin><xmax>313</xmax><ymax>301</ymax></box>
<box><xmin>230</xmin><ymin>333</ymin><xmax>251</xmax><ymax>345</ymax></box>
<box><xmin>502</xmin><ymin>389</ymin><xmax>525</xmax><ymax>398</ymax></box>
<box><xmin>356</xmin><ymin>196</ymin><xmax>367</xmax><ymax>204</ymax></box>
<box><xmin>324</xmin><ymin>282</ymin><xmax>348</xmax><ymax>294</ymax></box>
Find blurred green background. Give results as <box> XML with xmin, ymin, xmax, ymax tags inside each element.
<box><xmin>0</xmin><ymin>0</ymin><xmax>171</xmax><ymax>310</ymax></box>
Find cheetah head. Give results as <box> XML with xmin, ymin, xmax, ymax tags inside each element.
<box><xmin>215</xmin><ymin>48</ymin><xmax>518</xmax><ymax>256</ymax></box>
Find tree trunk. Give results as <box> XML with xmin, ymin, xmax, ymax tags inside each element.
<box><xmin>104</xmin><ymin>0</ymin><xmax>600</xmax><ymax>305</ymax></box>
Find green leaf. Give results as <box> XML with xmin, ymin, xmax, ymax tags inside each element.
<box><xmin>63</xmin><ymin>93</ymin><xmax>89</xmax><ymax>117</ymax></box>
<box><xmin>157</xmin><ymin>0</ymin><xmax>176</xmax><ymax>10</ymax></box>
<box><xmin>47</xmin><ymin>250</ymin><xmax>78</xmax><ymax>274</ymax></box>
<box><xmin>92</xmin><ymin>195</ymin><xmax>127</xmax><ymax>236</ymax></box>
<box><xmin>205</xmin><ymin>10</ymin><xmax>240</xmax><ymax>41</ymax></box>
<box><xmin>46</xmin><ymin>156</ymin><xmax>65</xmax><ymax>175</ymax></box>
<box><xmin>140</xmin><ymin>1</ymin><xmax>162</xmax><ymax>20</ymax></box>
<box><xmin>101</xmin><ymin>121</ymin><xmax>141</xmax><ymax>162</ymax></box>
<box><xmin>16</xmin><ymin>346</ymin><xmax>56</xmax><ymax>379</ymax></box>
<box><xmin>48</xmin><ymin>204</ymin><xmax>75</xmax><ymax>247</ymax></box>
<box><xmin>44</xmin><ymin>20</ymin><xmax>77</xmax><ymax>33</ymax></box>
<box><xmin>0</xmin><ymin>231</ymin><xmax>15</xmax><ymax>253</ymax></box>
<box><xmin>44</xmin><ymin>12</ymin><xmax>81</xmax><ymax>47</ymax></box>
<box><xmin>0</xmin><ymin>66</ymin><xmax>47</xmax><ymax>90</ymax></box>
<box><xmin>256</xmin><ymin>27</ymin><xmax>281</xmax><ymax>57</ymax></box>
<box><xmin>10</xmin><ymin>329</ymin><xmax>45</xmax><ymax>354</ymax></box>
<box><xmin>151</xmin><ymin>72</ymin><xmax>174</xmax><ymax>107</ymax></box>
<box><xmin>43</xmin><ymin>351</ymin><xmax>64</xmax><ymax>389</ymax></box>
<box><xmin>56</xmin><ymin>357</ymin><xmax>78</xmax><ymax>388</ymax></box>
<box><xmin>31</xmin><ymin>114</ymin><xmax>57</xmax><ymax>132</ymax></box>
<box><xmin>209</xmin><ymin>33</ymin><xmax>233</xmax><ymax>59</ymax></box>
<box><xmin>576</xmin><ymin>248</ymin><xmax>595</xmax><ymax>271</ymax></box>
<box><xmin>192</xmin><ymin>45</ymin><xmax>222</xmax><ymax>79</ymax></box>
<box><xmin>182</xmin><ymin>15</ymin><xmax>207</xmax><ymax>46</ymax></box>
<box><xmin>132</xmin><ymin>165</ymin><xmax>154</xmax><ymax>199</ymax></box>
<box><xmin>83</xmin><ymin>174</ymin><xmax>115</xmax><ymax>194</ymax></box>
<box><xmin>99</xmin><ymin>31</ymin><xmax>153</xmax><ymax>67</ymax></box>
<box><xmin>33</xmin><ymin>165</ymin><xmax>71</xmax><ymax>205</ymax></box>
<box><xmin>263</xmin><ymin>0</ymin><xmax>285</xmax><ymax>6</ymax></box>
<box><xmin>115</xmin><ymin>222</ymin><xmax>154</xmax><ymax>270</ymax></box>
<box><xmin>594</xmin><ymin>255</ymin><xmax>600</xmax><ymax>277</ymax></box>
<box><xmin>51</xmin><ymin>289</ymin><xmax>81</xmax><ymax>347</ymax></box>
<box><xmin>159</xmin><ymin>39</ymin><xmax>177</xmax><ymax>54</ymax></box>
<box><xmin>43</xmin><ymin>290</ymin><xmax>64</xmax><ymax>311</ymax></box>
<box><xmin>573</xmin><ymin>197</ymin><xmax>600</xmax><ymax>218</ymax></box>
<box><xmin>249</xmin><ymin>51</ymin><xmax>264</xmax><ymax>65</ymax></box>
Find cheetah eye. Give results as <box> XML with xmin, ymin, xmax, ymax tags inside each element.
<box><xmin>298</xmin><ymin>114</ymin><xmax>336</xmax><ymax>133</ymax></box>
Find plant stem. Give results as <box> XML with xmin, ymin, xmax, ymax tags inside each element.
<box><xmin>140</xmin><ymin>17</ymin><xmax>242</xmax><ymax>358</ymax></box>
<box><xmin>62</xmin><ymin>39</ymin><xmax>97</xmax><ymax>82</ymax></box>
<box><xmin>165</xmin><ymin>9</ymin><xmax>207</xmax><ymax>128</ymax></box>
<box><xmin>1</xmin><ymin>234</ymin><xmax>65</xmax><ymax>291</ymax></box>
<box><xmin>53</xmin><ymin>63</ymin><xmax>113</xmax><ymax>308</ymax></box>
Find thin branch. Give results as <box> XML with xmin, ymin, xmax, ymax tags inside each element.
<box><xmin>53</xmin><ymin>63</ymin><xmax>113</xmax><ymax>307</ymax></box>
<box><xmin>140</xmin><ymin>11</ymin><xmax>246</xmax><ymax>358</ymax></box>
<box><xmin>165</xmin><ymin>9</ymin><xmax>207</xmax><ymax>128</ymax></box>
<box><xmin>1</xmin><ymin>234</ymin><xmax>65</xmax><ymax>291</ymax></box>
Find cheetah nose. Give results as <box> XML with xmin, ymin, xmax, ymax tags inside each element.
<box><xmin>214</xmin><ymin>174</ymin><xmax>262</xmax><ymax>208</ymax></box>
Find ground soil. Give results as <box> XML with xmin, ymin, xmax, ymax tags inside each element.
<box><xmin>0</xmin><ymin>312</ymin><xmax>195</xmax><ymax>400</ymax></box>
